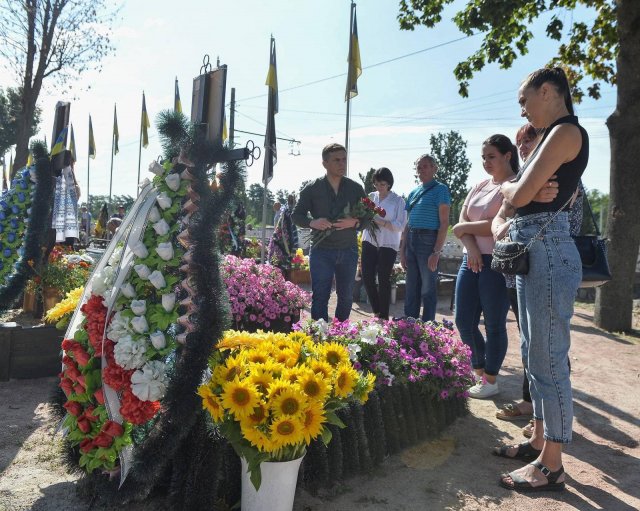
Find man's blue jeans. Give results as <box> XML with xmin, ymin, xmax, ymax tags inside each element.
<box><xmin>454</xmin><ymin>254</ymin><xmax>510</xmax><ymax>376</ymax></box>
<box><xmin>309</xmin><ymin>245</ymin><xmax>359</xmax><ymax>321</ymax></box>
<box><xmin>404</xmin><ymin>230</ymin><xmax>438</xmax><ymax>322</ymax></box>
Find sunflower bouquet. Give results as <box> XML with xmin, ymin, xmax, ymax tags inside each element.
<box><xmin>199</xmin><ymin>330</ymin><xmax>375</xmax><ymax>489</ymax></box>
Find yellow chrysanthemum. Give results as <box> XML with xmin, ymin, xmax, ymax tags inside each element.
<box><xmin>333</xmin><ymin>363</ymin><xmax>358</xmax><ymax>398</ymax></box>
<box><xmin>241</xmin><ymin>422</ymin><xmax>275</xmax><ymax>452</ymax></box>
<box><xmin>309</xmin><ymin>359</ymin><xmax>333</xmax><ymax>380</ymax></box>
<box><xmin>301</xmin><ymin>401</ymin><xmax>326</xmax><ymax>444</ymax></box>
<box><xmin>247</xmin><ymin>367</ymin><xmax>274</xmax><ymax>395</ymax></box>
<box><xmin>271</xmin><ymin>387</ymin><xmax>308</xmax><ymax>418</ymax></box>
<box><xmin>198</xmin><ymin>384</ymin><xmax>225</xmax><ymax>422</ymax></box>
<box><xmin>270</xmin><ymin>416</ymin><xmax>305</xmax><ymax>448</ymax></box>
<box><xmin>298</xmin><ymin>370</ymin><xmax>331</xmax><ymax>403</ymax></box>
<box><xmin>321</xmin><ymin>342</ymin><xmax>349</xmax><ymax>367</ymax></box>
<box><xmin>220</xmin><ymin>378</ymin><xmax>260</xmax><ymax>418</ymax></box>
<box><xmin>44</xmin><ymin>286</ymin><xmax>84</xmax><ymax>322</ymax></box>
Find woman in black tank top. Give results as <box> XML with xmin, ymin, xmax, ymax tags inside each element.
<box><xmin>492</xmin><ymin>67</ymin><xmax>589</xmax><ymax>492</ymax></box>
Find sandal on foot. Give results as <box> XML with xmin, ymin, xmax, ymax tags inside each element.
<box><xmin>492</xmin><ymin>441</ymin><xmax>541</xmax><ymax>460</ymax></box>
<box><xmin>500</xmin><ymin>461</ymin><xmax>566</xmax><ymax>492</ymax></box>
<box><xmin>522</xmin><ymin>419</ymin><xmax>534</xmax><ymax>439</ymax></box>
<box><xmin>496</xmin><ymin>403</ymin><xmax>533</xmax><ymax>421</ymax></box>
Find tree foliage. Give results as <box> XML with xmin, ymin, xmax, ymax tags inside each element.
<box><xmin>245</xmin><ymin>183</ymin><xmax>275</xmax><ymax>223</ymax></box>
<box><xmin>397</xmin><ymin>1</ymin><xmax>640</xmax><ymax>332</ymax></box>
<box><xmin>0</xmin><ymin>87</ymin><xmax>41</xmax><ymax>157</ymax></box>
<box><xmin>397</xmin><ymin>0</ymin><xmax>617</xmax><ymax>100</ymax></box>
<box><xmin>428</xmin><ymin>130</ymin><xmax>470</xmax><ymax>207</ymax></box>
<box><xmin>0</xmin><ymin>0</ymin><xmax>118</xmax><ymax>171</ymax></box>
<box><xmin>358</xmin><ymin>168</ymin><xmax>376</xmax><ymax>194</ymax></box>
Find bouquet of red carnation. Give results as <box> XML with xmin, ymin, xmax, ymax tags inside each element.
<box><xmin>308</xmin><ymin>197</ymin><xmax>387</xmax><ymax>249</ymax></box>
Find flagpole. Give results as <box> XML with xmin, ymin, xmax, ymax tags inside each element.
<box><xmin>109</xmin><ymin>119</ymin><xmax>114</xmax><ymax>205</ymax></box>
<box><xmin>260</xmin><ymin>184</ymin><xmax>268</xmax><ymax>263</ymax></box>
<box><xmin>344</xmin><ymin>1</ymin><xmax>355</xmax><ymax>177</ymax></box>
<box><xmin>137</xmin><ymin>92</ymin><xmax>143</xmax><ymax>197</ymax></box>
<box><xmin>87</xmin><ymin>125</ymin><xmax>91</xmax><ymax>213</ymax></box>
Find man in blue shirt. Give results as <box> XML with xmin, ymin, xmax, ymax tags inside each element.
<box><xmin>400</xmin><ymin>154</ymin><xmax>451</xmax><ymax>321</ymax></box>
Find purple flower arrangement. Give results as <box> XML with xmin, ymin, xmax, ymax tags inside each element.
<box><xmin>222</xmin><ymin>255</ymin><xmax>311</xmax><ymax>331</ymax></box>
<box><xmin>296</xmin><ymin>317</ymin><xmax>475</xmax><ymax>400</ymax></box>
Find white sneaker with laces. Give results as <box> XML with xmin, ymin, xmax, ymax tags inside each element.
<box><xmin>468</xmin><ymin>380</ymin><xmax>499</xmax><ymax>399</ymax></box>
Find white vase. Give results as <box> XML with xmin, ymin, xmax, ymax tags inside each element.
<box><xmin>241</xmin><ymin>455</ymin><xmax>304</xmax><ymax>511</ymax></box>
<box><xmin>391</xmin><ymin>285</ymin><xmax>397</xmax><ymax>305</ymax></box>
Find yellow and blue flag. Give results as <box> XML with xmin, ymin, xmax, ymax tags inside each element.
<box><xmin>345</xmin><ymin>4</ymin><xmax>362</xmax><ymax>101</ymax></box>
<box><xmin>142</xmin><ymin>92</ymin><xmax>150</xmax><ymax>148</ymax></box>
<box><xmin>69</xmin><ymin>124</ymin><xmax>77</xmax><ymax>161</ymax></box>
<box><xmin>263</xmin><ymin>36</ymin><xmax>278</xmax><ymax>185</ymax></box>
<box><xmin>88</xmin><ymin>115</ymin><xmax>96</xmax><ymax>159</ymax></box>
<box><xmin>51</xmin><ymin>126</ymin><xmax>68</xmax><ymax>156</ymax></box>
<box><xmin>174</xmin><ymin>78</ymin><xmax>182</xmax><ymax>114</ymax></box>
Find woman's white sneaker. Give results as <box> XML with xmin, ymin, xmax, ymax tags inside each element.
<box><xmin>468</xmin><ymin>380</ymin><xmax>499</xmax><ymax>399</ymax></box>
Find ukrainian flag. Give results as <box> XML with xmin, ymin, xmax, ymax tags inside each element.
<box><xmin>88</xmin><ymin>115</ymin><xmax>96</xmax><ymax>159</ymax></box>
<box><xmin>345</xmin><ymin>5</ymin><xmax>362</xmax><ymax>101</ymax></box>
<box><xmin>263</xmin><ymin>35</ymin><xmax>278</xmax><ymax>185</ymax></box>
<box><xmin>142</xmin><ymin>92</ymin><xmax>150</xmax><ymax>148</ymax></box>
<box><xmin>174</xmin><ymin>78</ymin><xmax>182</xmax><ymax>114</ymax></box>
<box><xmin>51</xmin><ymin>126</ymin><xmax>68</xmax><ymax>156</ymax></box>
<box><xmin>69</xmin><ymin>124</ymin><xmax>77</xmax><ymax>161</ymax></box>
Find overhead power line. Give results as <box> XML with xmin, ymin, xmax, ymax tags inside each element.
<box><xmin>234</xmin><ymin>34</ymin><xmax>475</xmax><ymax>103</ymax></box>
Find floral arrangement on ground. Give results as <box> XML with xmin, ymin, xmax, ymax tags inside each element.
<box><xmin>222</xmin><ymin>255</ymin><xmax>310</xmax><ymax>332</ymax></box>
<box><xmin>199</xmin><ymin>329</ymin><xmax>375</xmax><ymax>489</ymax></box>
<box><xmin>296</xmin><ymin>317</ymin><xmax>475</xmax><ymax>399</ymax></box>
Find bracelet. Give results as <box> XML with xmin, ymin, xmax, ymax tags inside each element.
<box><xmin>432</xmin><ymin>250</ymin><xmax>442</xmax><ymax>256</ymax></box>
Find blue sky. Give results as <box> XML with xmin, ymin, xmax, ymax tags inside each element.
<box><xmin>1</xmin><ymin>0</ymin><xmax>614</xmax><ymax>199</ymax></box>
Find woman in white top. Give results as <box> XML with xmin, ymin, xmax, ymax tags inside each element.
<box><xmin>361</xmin><ymin>167</ymin><xmax>408</xmax><ymax>319</ymax></box>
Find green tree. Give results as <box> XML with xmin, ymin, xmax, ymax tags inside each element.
<box><xmin>0</xmin><ymin>87</ymin><xmax>41</xmax><ymax>157</ymax></box>
<box><xmin>246</xmin><ymin>183</ymin><xmax>275</xmax><ymax>223</ymax></box>
<box><xmin>398</xmin><ymin>0</ymin><xmax>639</xmax><ymax>332</ymax></box>
<box><xmin>428</xmin><ymin>131</ymin><xmax>471</xmax><ymax>222</ymax></box>
<box><xmin>580</xmin><ymin>189</ymin><xmax>609</xmax><ymax>235</ymax></box>
<box><xmin>358</xmin><ymin>168</ymin><xmax>376</xmax><ymax>194</ymax></box>
<box><xmin>0</xmin><ymin>0</ymin><xmax>117</xmax><ymax>173</ymax></box>
<box><xmin>81</xmin><ymin>195</ymin><xmax>135</xmax><ymax>221</ymax></box>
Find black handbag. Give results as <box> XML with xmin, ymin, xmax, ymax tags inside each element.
<box><xmin>491</xmin><ymin>239</ymin><xmax>529</xmax><ymax>275</ymax></box>
<box><xmin>574</xmin><ymin>194</ymin><xmax>611</xmax><ymax>288</ymax></box>
<box><xmin>491</xmin><ymin>195</ymin><xmax>574</xmax><ymax>276</ymax></box>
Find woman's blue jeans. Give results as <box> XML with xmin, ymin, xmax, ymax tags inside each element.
<box><xmin>512</xmin><ymin>212</ymin><xmax>580</xmax><ymax>444</ymax></box>
<box><xmin>404</xmin><ymin>230</ymin><xmax>438</xmax><ymax>322</ymax></box>
<box><xmin>454</xmin><ymin>254</ymin><xmax>510</xmax><ymax>376</ymax></box>
<box><xmin>309</xmin><ymin>245</ymin><xmax>359</xmax><ymax>322</ymax></box>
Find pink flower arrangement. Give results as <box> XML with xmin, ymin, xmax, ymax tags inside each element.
<box><xmin>222</xmin><ymin>255</ymin><xmax>311</xmax><ymax>331</ymax></box>
<box><xmin>296</xmin><ymin>317</ymin><xmax>475</xmax><ymax>399</ymax></box>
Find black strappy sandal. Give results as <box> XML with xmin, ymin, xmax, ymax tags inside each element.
<box><xmin>492</xmin><ymin>441</ymin><xmax>542</xmax><ymax>460</ymax></box>
<box><xmin>500</xmin><ymin>461</ymin><xmax>566</xmax><ymax>492</ymax></box>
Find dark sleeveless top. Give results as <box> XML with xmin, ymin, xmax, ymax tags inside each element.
<box><xmin>516</xmin><ymin>115</ymin><xmax>589</xmax><ymax>216</ymax></box>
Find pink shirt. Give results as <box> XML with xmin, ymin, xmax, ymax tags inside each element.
<box><xmin>463</xmin><ymin>179</ymin><xmax>504</xmax><ymax>255</ymax></box>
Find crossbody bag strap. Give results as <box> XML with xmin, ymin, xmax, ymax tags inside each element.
<box><xmin>407</xmin><ymin>181</ymin><xmax>438</xmax><ymax>213</ymax></box>
<box><xmin>580</xmin><ymin>186</ymin><xmax>601</xmax><ymax>237</ymax></box>
<box><xmin>496</xmin><ymin>194</ymin><xmax>575</xmax><ymax>259</ymax></box>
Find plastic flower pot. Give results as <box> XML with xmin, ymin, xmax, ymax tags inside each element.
<box><xmin>240</xmin><ymin>455</ymin><xmax>304</xmax><ymax>511</ymax></box>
